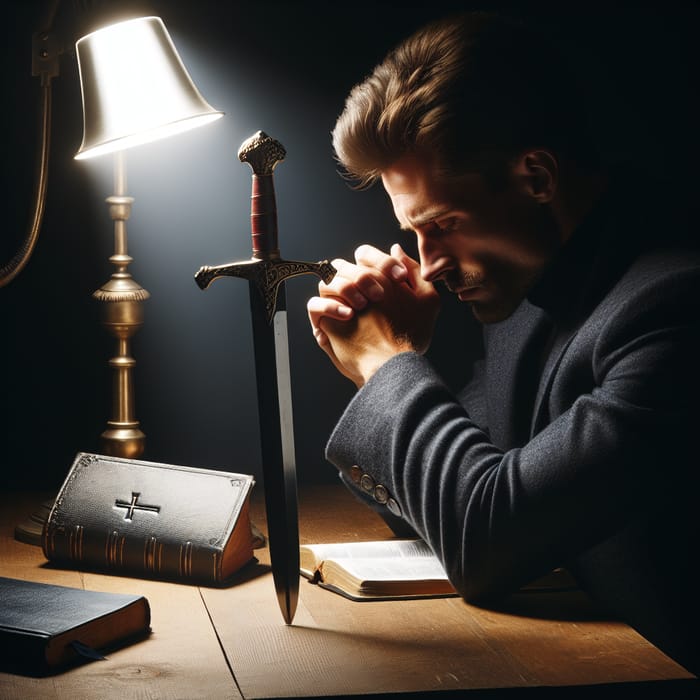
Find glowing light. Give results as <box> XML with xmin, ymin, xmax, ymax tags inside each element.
<box><xmin>75</xmin><ymin>16</ymin><xmax>223</xmax><ymax>160</ymax></box>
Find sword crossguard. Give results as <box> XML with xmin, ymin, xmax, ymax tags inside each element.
<box><xmin>195</xmin><ymin>258</ymin><xmax>336</xmax><ymax>323</ymax></box>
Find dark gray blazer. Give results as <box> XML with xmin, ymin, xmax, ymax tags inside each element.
<box><xmin>325</xmin><ymin>181</ymin><xmax>700</xmax><ymax>674</ymax></box>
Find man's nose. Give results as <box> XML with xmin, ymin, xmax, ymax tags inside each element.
<box><xmin>418</xmin><ymin>238</ymin><xmax>451</xmax><ymax>282</ymax></box>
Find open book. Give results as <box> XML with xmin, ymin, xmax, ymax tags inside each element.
<box><xmin>299</xmin><ymin>539</ymin><xmax>458</xmax><ymax>601</ymax></box>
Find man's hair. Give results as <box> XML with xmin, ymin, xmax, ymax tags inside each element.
<box><xmin>332</xmin><ymin>11</ymin><xmax>598</xmax><ymax>188</ymax></box>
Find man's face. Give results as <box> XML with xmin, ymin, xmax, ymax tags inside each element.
<box><xmin>381</xmin><ymin>153</ymin><xmax>563</xmax><ymax>323</ymax></box>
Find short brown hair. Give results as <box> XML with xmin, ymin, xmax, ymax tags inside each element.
<box><xmin>332</xmin><ymin>12</ymin><xmax>597</xmax><ymax>188</ymax></box>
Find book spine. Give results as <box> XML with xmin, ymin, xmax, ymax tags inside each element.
<box><xmin>42</xmin><ymin>525</ymin><xmax>224</xmax><ymax>583</ymax></box>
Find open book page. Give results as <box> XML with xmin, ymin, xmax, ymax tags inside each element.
<box><xmin>320</xmin><ymin>555</ymin><xmax>451</xmax><ymax>583</ymax></box>
<box><xmin>300</xmin><ymin>539</ymin><xmax>435</xmax><ymax>578</ymax></box>
<box><xmin>300</xmin><ymin>539</ymin><xmax>458</xmax><ymax>600</ymax></box>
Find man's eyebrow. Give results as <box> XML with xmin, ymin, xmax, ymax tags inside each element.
<box><xmin>401</xmin><ymin>208</ymin><xmax>452</xmax><ymax>231</ymax></box>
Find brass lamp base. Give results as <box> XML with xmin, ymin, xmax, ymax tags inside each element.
<box><xmin>100</xmin><ymin>422</ymin><xmax>146</xmax><ymax>460</ymax></box>
<box><xmin>94</xmin><ymin>160</ymin><xmax>149</xmax><ymax>461</ymax></box>
<box><xmin>14</xmin><ymin>499</ymin><xmax>54</xmax><ymax>546</ymax></box>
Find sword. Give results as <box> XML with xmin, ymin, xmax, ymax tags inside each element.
<box><xmin>194</xmin><ymin>131</ymin><xmax>336</xmax><ymax>624</ymax></box>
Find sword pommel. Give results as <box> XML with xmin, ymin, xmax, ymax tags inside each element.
<box><xmin>238</xmin><ymin>131</ymin><xmax>286</xmax><ymax>176</ymax></box>
<box><xmin>238</xmin><ymin>131</ymin><xmax>286</xmax><ymax>260</ymax></box>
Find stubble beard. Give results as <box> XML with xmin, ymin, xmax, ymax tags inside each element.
<box><xmin>443</xmin><ymin>270</ymin><xmax>484</xmax><ymax>293</ymax></box>
<box><xmin>447</xmin><ymin>268</ymin><xmax>537</xmax><ymax>324</ymax></box>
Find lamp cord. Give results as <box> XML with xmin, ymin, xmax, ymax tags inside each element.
<box><xmin>1</xmin><ymin>0</ymin><xmax>61</xmax><ymax>289</ymax></box>
<box><xmin>0</xmin><ymin>79</ymin><xmax>52</xmax><ymax>288</ymax></box>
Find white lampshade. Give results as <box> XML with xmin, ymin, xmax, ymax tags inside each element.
<box><xmin>74</xmin><ymin>16</ymin><xmax>223</xmax><ymax>160</ymax></box>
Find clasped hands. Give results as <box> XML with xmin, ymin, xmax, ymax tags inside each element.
<box><xmin>307</xmin><ymin>243</ymin><xmax>440</xmax><ymax>387</ymax></box>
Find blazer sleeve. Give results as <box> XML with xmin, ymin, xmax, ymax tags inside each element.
<box><xmin>325</xmin><ymin>261</ymin><xmax>700</xmax><ymax>603</ymax></box>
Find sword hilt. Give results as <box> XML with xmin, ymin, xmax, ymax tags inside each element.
<box><xmin>196</xmin><ymin>131</ymin><xmax>338</xmax><ymax>323</ymax></box>
<box><xmin>238</xmin><ymin>131</ymin><xmax>286</xmax><ymax>260</ymax></box>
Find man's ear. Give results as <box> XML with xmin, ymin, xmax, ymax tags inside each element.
<box><xmin>513</xmin><ymin>150</ymin><xmax>558</xmax><ymax>203</ymax></box>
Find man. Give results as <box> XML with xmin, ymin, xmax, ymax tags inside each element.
<box><xmin>307</xmin><ymin>12</ymin><xmax>699</xmax><ymax>675</ymax></box>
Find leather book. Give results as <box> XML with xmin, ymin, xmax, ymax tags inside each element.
<box><xmin>42</xmin><ymin>452</ymin><xmax>257</xmax><ymax>584</ymax></box>
<box><xmin>0</xmin><ymin>576</ymin><xmax>150</xmax><ymax>675</ymax></box>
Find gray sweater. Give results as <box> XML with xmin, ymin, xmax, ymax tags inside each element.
<box><xmin>325</xmin><ymin>181</ymin><xmax>700</xmax><ymax>675</ymax></box>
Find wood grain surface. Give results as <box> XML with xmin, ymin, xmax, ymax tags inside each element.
<box><xmin>0</xmin><ymin>487</ymin><xmax>695</xmax><ymax>699</ymax></box>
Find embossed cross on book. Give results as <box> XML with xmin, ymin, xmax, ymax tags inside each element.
<box><xmin>114</xmin><ymin>492</ymin><xmax>161</xmax><ymax>521</ymax></box>
<box><xmin>44</xmin><ymin>453</ymin><xmax>257</xmax><ymax>583</ymax></box>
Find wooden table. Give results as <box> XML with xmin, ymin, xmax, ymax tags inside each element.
<box><xmin>0</xmin><ymin>485</ymin><xmax>696</xmax><ymax>699</ymax></box>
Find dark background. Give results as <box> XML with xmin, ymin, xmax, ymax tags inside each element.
<box><xmin>2</xmin><ymin>0</ymin><xmax>698</xmax><ymax>490</ymax></box>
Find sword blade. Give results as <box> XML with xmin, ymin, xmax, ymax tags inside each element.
<box><xmin>249</xmin><ymin>281</ymin><xmax>299</xmax><ymax>624</ymax></box>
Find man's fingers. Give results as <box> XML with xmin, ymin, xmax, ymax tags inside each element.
<box><xmin>389</xmin><ymin>243</ymin><xmax>416</xmax><ymax>268</ymax></box>
<box><xmin>319</xmin><ymin>257</ymin><xmax>385</xmax><ymax>307</ymax></box>
<box><xmin>355</xmin><ymin>244</ymin><xmax>408</xmax><ymax>282</ymax></box>
<box><xmin>390</xmin><ymin>242</ymin><xmax>434</xmax><ymax>293</ymax></box>
<box><xmin>312</xmin><ymin>325</ymin><xmax>329</xmax><ymax>349</ymax></box>
<box><xmin>307</xmin><ymin>295</ymin><xmax>354</xmax><ymax>332</ymax></box>
<box><xmin>315</xmin><ymin>245</ymin><xmax>414</xmax><ymax>312</ymax></box>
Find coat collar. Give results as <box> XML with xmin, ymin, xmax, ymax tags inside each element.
<box><xmin>484</xmin><ymin>176</ymin><xmax>631</xmax><ymax>448</ymax></box>
<box><xmin>526</xmin><ymin>183</ymin><xmax>618</xmax><ymax>325</ymax></box>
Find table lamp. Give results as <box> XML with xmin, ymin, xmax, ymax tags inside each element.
<box><xmin>12</xmin><ymin>14</ymin><xmax>222</xmax><ymax>545</ymax></box>
<box><xmin>74</xmin><ymin>15</ymin><xmax>223</xmax><ymax>459</ymax></box>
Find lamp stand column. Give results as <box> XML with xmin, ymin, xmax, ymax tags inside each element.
<box><xmin>93</xmin><ymin>151</ymin><xmax>149</xmax><ymax>459</ymax></box>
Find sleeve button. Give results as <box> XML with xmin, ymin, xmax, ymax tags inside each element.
<box><xmin>373</xmin><ymin>484</ymin><xmax>389</xmax><ymax>504</ymax></box>
<box><xmin>386</xmin><ymin>498</ymin><xmax>402</xmax><ymax>517</ymax></box>
<box><xmin>360</xmin><ymin>473</ymin><xmax>375</xmax><ymax>493</ymax></box>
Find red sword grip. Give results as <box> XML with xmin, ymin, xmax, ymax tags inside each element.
<box><xmin>250</xmin><ymin>174</ymin><xmax>279</xmax><ymax>259</ymax></box>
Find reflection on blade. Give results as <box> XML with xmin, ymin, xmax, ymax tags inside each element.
<box><xmin>249</xmin><ymin>283</ymin><xmax>299</xmax><ymax>624</ymax></box>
